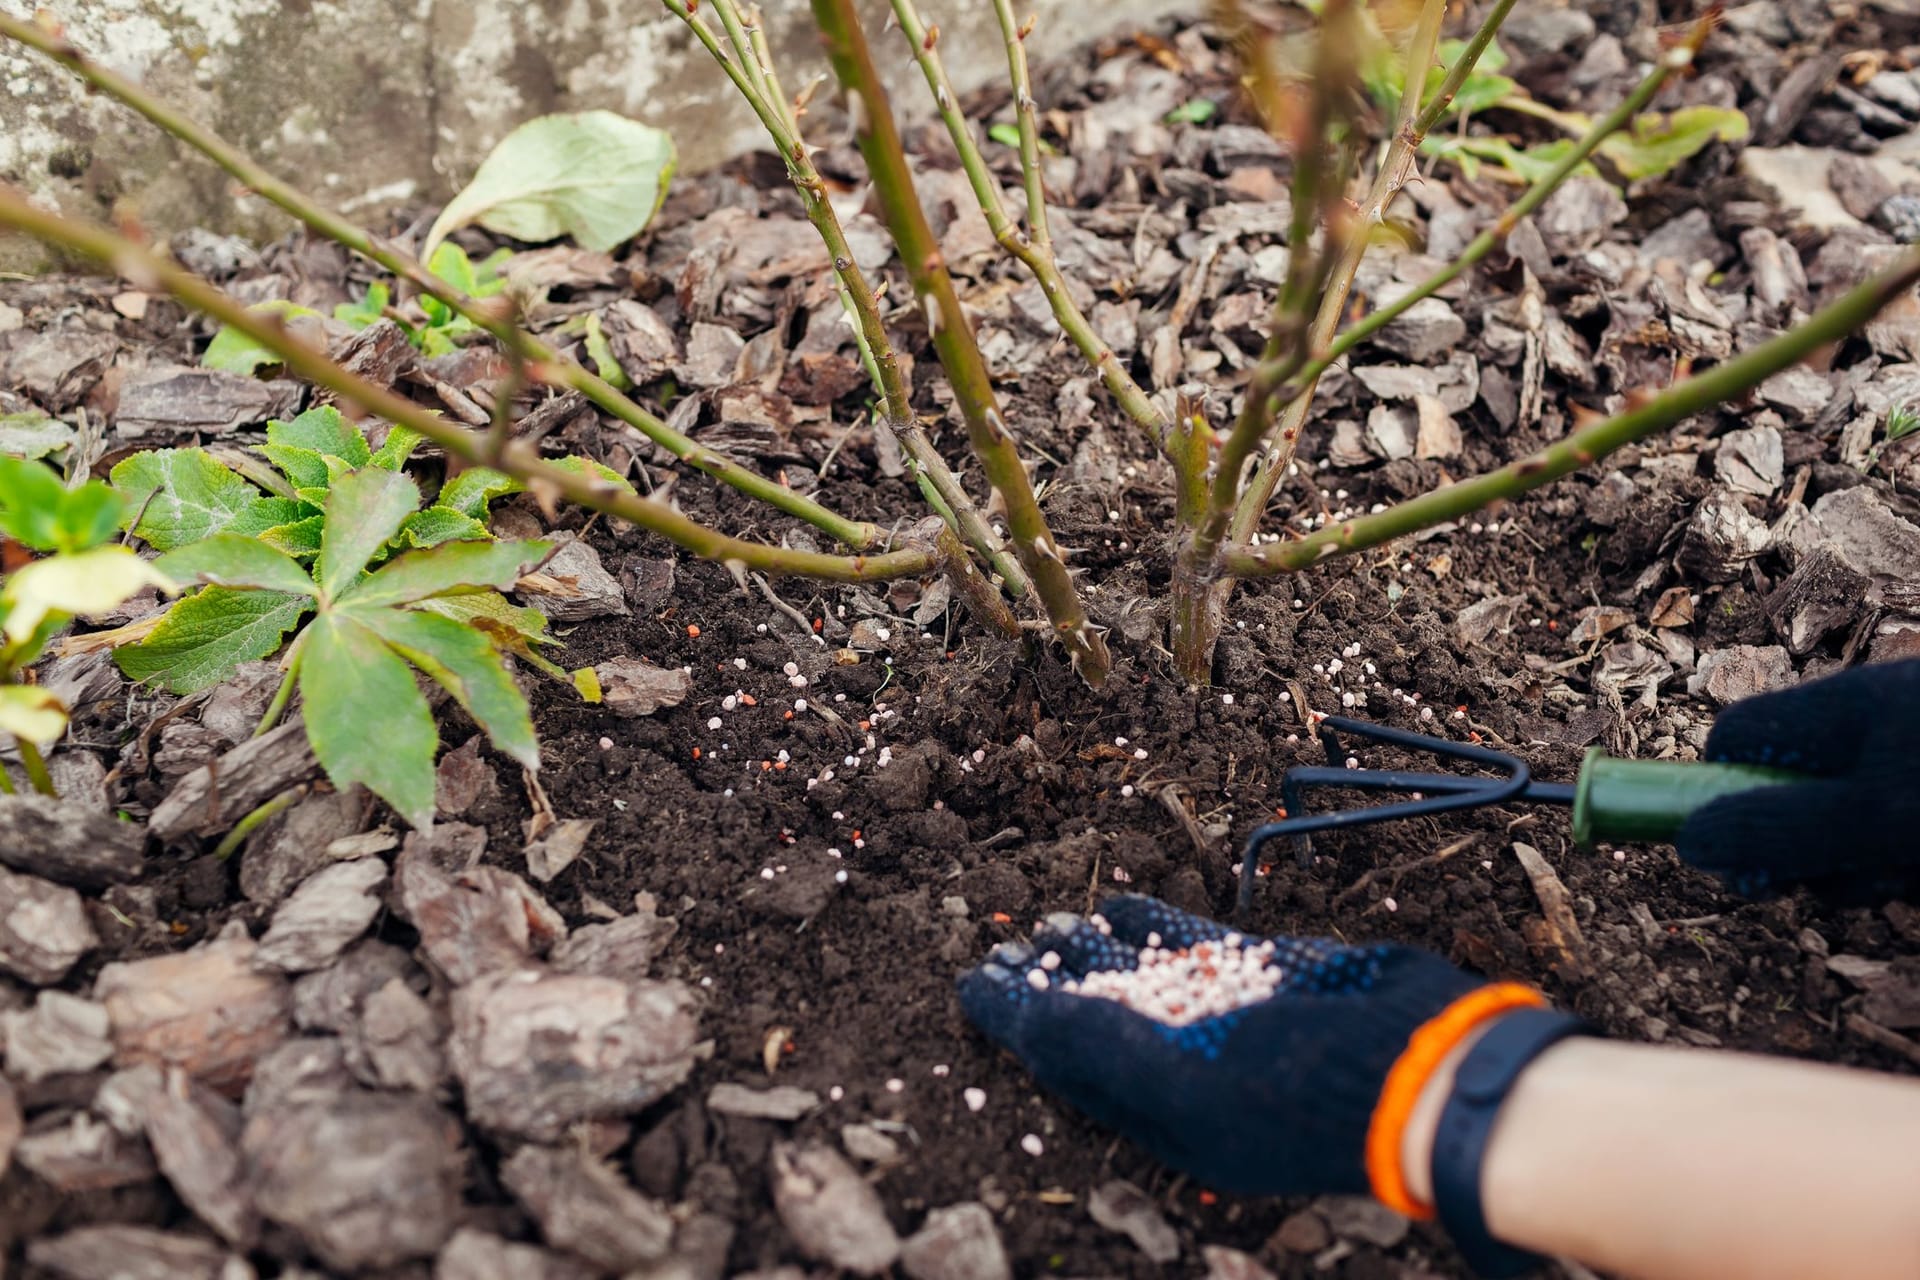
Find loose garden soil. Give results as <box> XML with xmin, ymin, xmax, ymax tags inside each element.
<box><xmin>3</xmin><ymin>1</ymin><xmax>1920</xmax><ymax>1277</ymax></box>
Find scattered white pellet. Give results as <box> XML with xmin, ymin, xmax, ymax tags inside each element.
<box><xmin>1120</xmin><ymin>784</ymin><xmax>1135</xmax><ymax>798</ymax></box>
<box><xmin>708</xmin><ymin>717</ymin><xmax>723</xmax><ymax>730</ymax></box>
<box><xmin>760</xmin><ymin>868</ymin><xmax>776</xmax><ymax>881</ymax></box>
<box><xmin>885</xmin><ymin>1078</ymin><xmax>905</xmax><ymax>1094</ymax></box>
<box><xmin>1056</xmin><ymin>934</ymin><xmax>1284</xmax><ymax>1026</ymax></box>
<box><xmin>835</xmin><ymin>869</ymin><xmax>848</xmax><ymax>883</ymax></box>
<box><xmin>1221</xmin><ymin>693</ymin><xmax>1234</xmax><ymax>705</ymax></box>
<box><xmin>732</xmin><ymin>657</ymin><xmax>748</xmax><ymax>670</ymax></box>
<box><xmin>598</xmin><ymin>737</ymin><xmax>613</xmax><ymax>750</ymax></box>
<box><xmin>830</xmin><ymin>1085</ymin><xmax>845</xmax><ymax>1101</ymax></box>
<box><xmin>1020</xmin><ymin>1134</ymin><xmax>1044</xmax><ymax>1157</ymax></box>
<box><xmin>964</xmin><ymin>1088</ymin><xmax>987</xmax><ymax>1112</ymax></box>
<box><xmin>783</xmin><ymin>662</ymin><xmax>800</xmax><ymax>677</ymax></box>
<box><xmin>932</xmin><ymin>1063</ymin><xmax>950</xmax><ymax>1077</ymax></box>
<box><xmin>1039</xmin><ymin>951</ymin><xmax>1062</xmax><ymax>971</ymax></box>
<box><xmin>1026</xmin><ymin>969</ymin><xmax>1050</xmax><ymax>991</ymax></box>
<box><xmin>1383</xmin><ymin>896</ymin><xmax>1398</xmax><ymax>912</ymax></box>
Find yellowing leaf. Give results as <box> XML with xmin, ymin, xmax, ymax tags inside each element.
<box><xmin>1597</xmin><ymin>106</ymin><xmax>1750</xmax><ymax>182</ymax></box>
<box><xmin>425</xmin><ymin>110</ymin><xmax>677</xmax><ymax>256</ymax></box>
<box><xmin>0</xmin><ymin>685</ymin><xmax>68</xmax><ymax>747</ymax></box>
<box><xmin>3</xmin><ymin>546</ymin><xmax>175</xmax><ymax>643</ymax></box>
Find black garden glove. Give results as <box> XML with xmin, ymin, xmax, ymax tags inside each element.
<box><xmin>1676</xmin><ymin>659</ymin><xmax>1920</xmax><ymax>903</ymax></box>
<box><xmin>957</xmin><ymin>895</ymin><xmax>1543</xmax><ymax>1203</ymax></box>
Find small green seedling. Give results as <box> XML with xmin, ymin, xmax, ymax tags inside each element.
<box><xmin>0</xmin><ymin>458</ymin><xmax>172</xmax><ymax>792</ymax></box>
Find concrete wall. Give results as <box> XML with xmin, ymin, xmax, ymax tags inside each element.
<box><xmin>0</xmin><ymin>0</ymin><xmax>1180</xmax><ymax>271</ymax></box>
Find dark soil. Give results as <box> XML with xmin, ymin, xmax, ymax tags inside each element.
<box><xmin>3</xmin><ymin>0</ymin><xmax>1920</xmax><ymax>1276</ymax></box>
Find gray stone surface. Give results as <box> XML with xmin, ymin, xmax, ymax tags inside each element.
<box><xmin>1</xmin><ymin>0</ymin><xmax>1178</xmax><ymax>271</ymax></box>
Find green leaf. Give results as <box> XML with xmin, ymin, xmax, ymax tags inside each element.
<box><xmin>584</xmin><ymin>313</ymin><xmax>632</xmax><ymax>391</ymax></box>
<box><xmin>0</xmin><ymin>413</ymin><xmax>77</xmax><ymax>462</ymax></box>
<box><xmin>988</xmin><ymin>122</ymin><xmax>1021</xmax><ymax>147</ymax></box>
<box><xmin>299</xmin><ymin>613</ymin><xmax>439</xmax><ymax>829</ymax></box>
<box><xmin>350</xmin><ymin>606</ymin><xmax>538</xmax><ymax>770</ymax></box>
<box><xmin>343</xmin><ymin>538</ymin><xmax>549</xmax><ymax>609</ymax></box>
<box><xmin>334</xmin><ymin>281</ymin><xmax>390</xmax><ymax>329</ymax></box>
<box><xmin>0</xmin><ymin>456</ymin><xmax>77</xmax><ymax>551</ymax></box>
<box><xmin>424</xmin><ymin>110</ymin><xmax>678</xmax><ymax>255</ymax></box>
<box><xmin>0</xmin><ymin>684</ymin><xmax>68</xmax><ymax>747</ymax></box>
<box><xmin>259</xmin><ymin>515</ymin><xmax>327</xmax><ymax>559</ymax></box>
<box><xmin>370</xmin><ymin>426</ymin><xmax>424</xmax><ymax>471</ymax></box>
<box><xmin>427</xmin><ymin>242</ymin><xmax>482</xmax><ymax>296</ymax></box>
<box><xmin>226</xmin><ymin>497</ymin><xmax>316</xmax><ymax>537</ymax></box>
<box><xmin>1165</xmin><ymin>98</ymin><xmax>1218</xmax><ymax>125</ymax></box>
<box><xmin>115</xmin><ymin>587</ymin><xmax>311</xmax><ymax>693</ymax></box>
<box><xmin>268</xmin><ymin>406</ymin><xmax>372</xmax><ymax>467</ymax></box>
<box><xmin>202</xmin><ymin>301</ymin><xmax>322</xmax><ymax>375</ymax></box>
<box><xmin>436</xmin><ymin>467</ymin><xmax>523</xmax><ymax>519</ymax></box>
<box><xmin>53</xmin><ymin>483</ymin><xmax>128</xmax><ymax>553</ymax></box>
<box><xmin>317</xmin><ymin>468</ymin><xmax>421</xmax><ymax>599</ymax></box>
<box><xmin>1597</xmin><ymin>105</ymin><xmax>1750</xmax><ymax>181</ymax></box>
<box><xmin>416</xmin><ymin>589</ymin><xmax>553</xmax><ymax>648</ymax></box>
<box><xmin>153</xmin><ymin>535</ymin><xmax>316</xmax><ymax>596</ymax></box>
<box><xmin>2</xmin><ymin>545</ymin><xmax>176</xmax><ymax>644</ymax></box>
<box><xmin>111</xmin><ymin>449</ymin><xmax>262</xmax><ymax>551</ymax></box>
<box><xmin>416</xmin><ymin>326</ymin><xmax>461</xmax><ymax>357</ymax></box>
<box><xmin>261</xmin><ymin>445</ymin><xmax>333</xmax><ymax>492</ymax></box>
<box><xmin>549</xmin><ymin>454</ymin><xmax>635</xmax><ymax>491</ymax></box>
<box><xmin>398</xmin><ymin>507</ymin><xmax>492</xmax><ymax>548</ymax></box>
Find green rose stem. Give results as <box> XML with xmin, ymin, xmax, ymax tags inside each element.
<box><xmin>1222</xmin><ymin>241</ymin><xmax>1920</xmax><ymax>575</ymax></box>
<box><xmin>656</xmin><ymin>0</ymin><xmax>1029</xmax><ymax>601</ymax></box>
<box><xmin>798</xmin><ymin>0</ymin><xmax>1113</xmax><ymax>685</ymax></box>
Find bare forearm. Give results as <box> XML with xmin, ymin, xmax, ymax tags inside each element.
<box><xmin>1411</xmin><ymin>1038</ymin><xmax>1920</xmax><ymax>1279</ymax></box>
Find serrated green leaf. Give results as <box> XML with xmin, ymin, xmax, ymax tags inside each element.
<box><xmin>0</xmin><ymin>413</ymin><xmax>77</xmax><ymax>462</ymax></box>
<box><xmin>548</xmin><ymin>455</ymin><xmax>635</xmax><ymax>495</ymax></box>
<box><xmin>0</xmin><ymin>684</ymin><xmax>68</xmax><ymax>747</ymax></box>
<box><xmin>318</xmin><ymin>468</ymin><xmax>420</xmax><ymax>599</ymax></box>
<box><xmin>350</xmin><ymin>606</ymin><xmax>538</xmax><ymax>770</ymax></box>
<box><xmin>115</xmin><ymin>587</ymin><xmax>310</xmax><ymax>693</ymax></box>
<box><xmin>584</xmin><ymin>312</ymin><xmax>632</xmax><ymax>391</ymax></box>
<box><xmin>417</xmin><ymin>326</ymin><xmax>461</xmax><ymax>358</ymax></box>
<box><xmin>1597</xmin><ymin>105</ymin><xmax>1750</xmax><ymax>181</ymax></box>
<box><xmin>202</xmin><ymin>301</ymin><xmax>322</xmax><ymax>375</ymax></box>
<box><xmin>262</xmin><ymin>444</ymin><xmax>332</xmax><ymax>492</ymax></box>
<box><xmin>112</xmin><ymin>449</ymin><xmax>262</xmax><ymax>551</ymax></box>
<box><xmin>436</xmin><ymin>467</ymin><xmax>523</xmax><ymax>519</ymax></box>
<box><xmin>153</xmin><ymin>535</ymin><xmax>316</xmax><ymax>596</ymax></box>
<box><xmin>334</xmin><ymin>281</ymin><xmax>390</xmax><ymax>329</ymax></box>
<box><xmin>260</xmin><ymin>515</ymin><xmax>327</xmax><ymax>558</ymax></box>
<box><xmin>2</xmin><ymin>545</ymin><xmax>176</xmax><ymax>643</ymax></box>
<box><xmin>268</xmin><ymin>406</ymin><xmax>372</xmax><ymax>466</ymax></box>
<box><xmin>343</xmin><ymin>538</ymin><xmax>549</xmax><ymax>609</ymax></box>
<box><xmin>427</xmin><ymin>242</ymin><xmax>482</xmax><ymax>296</ymax></box>
<box><xmin>226</xmin><ymin>497</ymin><xmax>316</xmax><ymax>537</ymax></box>
<box><xmin>425</xmin><ymin>110</ymin><xmax>677</xmax><ymax>256</ymax></box>
<box><xmin>370</xmin><ymin>426</ymin><xmax>424</xmax><ymax>471</ymax></box>
<box><xmin>398</xmin><ymin>507</ymin><xmax>492</xmax><ymax>548</ymax></box>
<box><xmin>299</xmin><ymin>613</ymin><xmax>439</xmax><ymax>829</ymax></box>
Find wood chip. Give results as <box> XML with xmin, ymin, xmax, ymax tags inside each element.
<box><xmin>550</xmin><ymin>905</ymin><xmax>678</xmax><ymax>982</ymax></box>
<box><xmin>393</xmin><ymin>834</ymin><xmax>566</xmax><ymax>985</ymax></box>
<box><xmin>525</xmin><ymin>818</ymin><xmax>597</xmax><ymax>883</ymax></box>
<box><xmin>0</xmin><ymin>793</ymin><xmax>144</xmax><ymax>888</ymax></box>
<box><xmin>500</xmin><ymin>1144</ymin><xmax>675</xmax><ymax>1271</ymax></box>
<box><xmin>26</xmin><ymin>1225</ymin><xmax>236</xmax><ymax>1280</ymax></box>
<box><xmin>96</xmin><ymin>922</ymin><xmax>293</xmax><ymax>1094</ymax></box>
<box><xmin>14</xmin><ymin>1111</ymin><xmax>157</xmax><ymax>1191</ymax></box>
<box><xmin>900</xmin><ymin>1202</ymin><xmax>1011</xmax><ymax>1280</ymax></box>
<box><xmin>770</xmin><ymin>1141</ymin><xmax>902</xmax><ymax>1275</ymax></box>
<box><xmin>253</xmin><ymin>858</ymin><xmax>389</xmax><ymax>973</ymax></box>
<box><xmin>1087</xmin><ymin>1180</ymin><xmax>1179</xmax><ymax>1263</ymax></box>
<box><xmin>3</xmin><ymin>990</ymin><xmax>114</xmax><ymax>1081</ymax></box>
<box><xmin>0</xmin><ymin>865</ymin><xmax>97</xmax><ymax>982</ymax></box>
<box><xmin>115</xmin><ymin>364</ymin><xmax>304</xmax><ymax>438</ymax></box>
<box><xmin>142</xmin><ymin>1068</ymin><xmax>256</xmax><ymax>1247</ymax></box>
<box><xmin>150</xmin><ymin>722</ymin><xmax>323</xmax><ymax>843</ymax></box>
<box><xmin>243</xmin><ymin>1084</ymin><xmax>464</xmax><ymax>1271</ymax></box>
<box><xmin>707</xmin><ymin>1083</ymin><xmax>820</xmax><ymax>1120</ymax></box>
<box><xmin>1511</xmin><ymin>842</ymin><xmax>1592</xmax><ymax>981</ymax></box>
<box><xmin>436</xmin><ymin>1227</ymin><xmax>599</xmax><ymax>1280</ymax></box>
<box><xmin>594</xmin><ymin>657</ymin><xmax>692</xmax><ymax>717</ymax></box>
<box><xmin>448</xmin><ymin>967</ymin><xmax>700</xmax><ymax>1139</ymax></box>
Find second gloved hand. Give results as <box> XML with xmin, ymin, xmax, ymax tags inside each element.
<box><xmin>958</xmin><ymin>895</ymin><xmax>1541</xmax><ymax>1199</ymax></box>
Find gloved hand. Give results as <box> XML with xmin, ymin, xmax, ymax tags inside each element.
<box><xmin>957</xmin><ymin>895</ymin><xmax>1543</xmax><ymax>1201</ymax></box>
<box><xmin>1677</xmin><ymin>658</ymin><xmax>1920</xmax><ymax>903</ymax></box>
